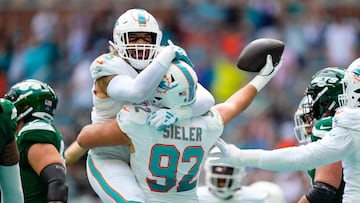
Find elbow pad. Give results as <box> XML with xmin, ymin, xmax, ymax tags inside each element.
<box><xmin>40</xmin><ymin>163</ymin><xmax>68</xmax><ymax>203</ymax></box>
<box><xmin>305</xmin><ymin>181</ymin><xmax>337</xmax><ymax>203</ymax></box>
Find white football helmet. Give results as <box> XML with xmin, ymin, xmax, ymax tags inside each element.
<box><xmin>150</xmin><ymin>60</ymin><xmax>197</xmax><ymax>109</ymax></box>
<box><xmin>110</xmin><ymin>8</ymin><xmax>162</xmax><ymax>70</ymax></box>
<box><xmin>293</xmin><ymin>95</ymin><xmax>313</xmax><ymax>144</ymax></box>
<box><xmin>339</xmin><ymin>58</ymin><xmax>360</xmax><ymax>108</ymax></box>
<box><xmin>249</xmin><ymin>181</ymin><xmax>286</xmax><ymax>203</ymax></box>
<box><xmin>204</xmin><ymin>146</ymin><xmax>246</xmax><ymax>199</ymax></box>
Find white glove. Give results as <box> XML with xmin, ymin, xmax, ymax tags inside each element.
<box><xmin>146</xmin><ymin>109</ymin><xmax>179</xmax><ymax>131</ymax></box>
<box><xmin>146</xmin><ymin>108</ymin><xmax>192</xmax><ymax>131</ymax></box>
<box><xmin>250</xmin><ymin>54</ymin><xmax>283</xmax><ymax>92</ymax></box>
<box><xmin>156</xmin><ymin>40</ymin><xmax>177</xmax><ymax>68</ymax></box>
<box><xmin>208</xmin><ymin>143</ymin><xmax>244</xmax><ymax>168</ymax></box>
<box><xmin>167</xmin><ymin>40</ymin><xmax>194</xmax><ymax>68</ymax></box>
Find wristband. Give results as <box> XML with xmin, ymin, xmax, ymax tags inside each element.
<box><xmin>249</xmin><ymin>75</ymin><xmax>268</xmax><ymax>92</ymax></box>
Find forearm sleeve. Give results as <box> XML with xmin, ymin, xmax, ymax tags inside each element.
<box><xmin>107</xmin><ymin>60</ymin><xmax>168</xmax><ymax>102</ymax></box>
<box><xmin>0</xmin><ymin>164</ymin><xmax>24</xmax><ymax>203</ymax></box>
<box><xmin>237</xmin><ymin>147</ymin><xmax>319</xmax><ymax>171</ymax></box>
<box><xmin>107</xmin><ymin>47</ymin><xmax>174</xmax><ymax>103</ymax></box>
<box><xmin>191</xmin><ymin>83</ymin><xmax>215</xmax><ymax>117</ymax></box>
<box><xmin>237</xmin><ymin>140</ymin><xmax>345</xmax><ymax>172</ymax></box>
<box><xmin>174</xmin><ymin>83</ymin><xmax>215</xmax><ymax>121</ymax></box>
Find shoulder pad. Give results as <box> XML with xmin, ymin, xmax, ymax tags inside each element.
<box><xmin>20</xmin><ymin>119</ymin><xmax>55</xmax><ymax>133</ymax></box>
<box><xmin>90</xmin><ymin>53</ymin><xmax>137</xmax><ymax>80</ymax></box>
<box><xmin>118</xmin><ymin>105</ymin><xmax>157</xmax><ymax>126</ymax></box>
<box><xmin>333</xmin><ymin>107</ymin><xmax>360</xmax><ymax>129</ymax></box>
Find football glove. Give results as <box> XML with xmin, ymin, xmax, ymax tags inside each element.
<box><xmin>146</xmin><ymin>108</ymin><xmax>192</xmax><ymax>131</ymax></box>
<box><xmin>167</xmin><ymin>40</ymin><xmax>194</xmax><ymax>68</ymax></box>
<box><xmin>213</xmin><ymin>138</ymin><xmax>230</xmax><ymax>157</ymax></box>
<box><xmin>156</xmin><ymin>40</ymin><xmax>177</xmax><ymax>68</ymax></box>
<box><xmin>146</xmin><ymin>109</ymin><xmax>178</xmax><ymax>131</ymax></box>
<box><xmin>250</xmin><ymin>54</ymin><xmax>283</xmax><ymax>91</ymax></box>
<box><xmin>208</xmin><ymin>143</ymin><xmax>244</xmax><ymax>168</ymax></box>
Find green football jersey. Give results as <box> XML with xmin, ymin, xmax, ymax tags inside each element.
<box><xmin>16</xmin><ymin>119</ymin><xmax>65</xmax><ymax>203</ymax></box>
<box><xmin>0</xmin><ymin>98</ymin><xmax>17</xmax><ymax>152</ymax></box>
<box><xmin>308</xmin><ymin>116</ymin><xmax>345</xmax><ymax>203</ymax></box>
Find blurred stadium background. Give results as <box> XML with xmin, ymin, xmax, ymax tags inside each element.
<box><xmin>1</xmin><ymin>0</ymin><xmax>360</xmax><ymax>202</ymax></box>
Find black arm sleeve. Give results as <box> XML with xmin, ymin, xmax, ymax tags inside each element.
<box><xmin>40</xmin><ymin>163</ymin><xmax>68</xmax><ymax>203</ymax></box>
<box><xmin>305</xmin><ymin>181</ymin><xmax>337</xmax><ymax>203</ymax></box>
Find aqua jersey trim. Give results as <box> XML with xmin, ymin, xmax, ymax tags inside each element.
<box><xmin>87</xmin><ymin>155</ymin><xmax>141</xmax><ymax>203</ymax></box>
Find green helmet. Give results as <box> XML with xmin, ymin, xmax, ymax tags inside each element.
<box><xmin>0</xmin><ymin>98</ymin><xmax>17</xmax><ymax>140</ymax></box>
<box><xmin>5</xmin><ymin>79</ymin><xmax>58</xmax><ymax>122</ymax></box>
<box><xmin>305</xmin><ymin>67</ymin><xmax>345</xmax><ymax>120</ymax></box>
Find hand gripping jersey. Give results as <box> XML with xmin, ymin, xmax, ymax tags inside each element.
<box><xmin>0</xmin><ymin>99</ymin><xmax>17</xmax><ymax>152</ymax></box>
<box><xmin>117</xmin><ymin>104</ymin><xmax>224</xmax><ymax>203</ymax></box>
<box><xmin>16</xmin><ymin>119</ymin><xmax>65</xmax><ymax>203</ymax></box>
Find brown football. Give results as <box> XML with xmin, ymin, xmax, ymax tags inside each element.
<box><xmin>237</xmin><ymin>38</ymin><xmax>284</xmax><ymax>72</ymax></box>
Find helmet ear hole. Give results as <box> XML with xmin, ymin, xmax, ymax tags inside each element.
<box><xmin>154</xmin><ymin>97</ymin><xmax>162</xmax><ymax>101</ymax></box>
<box><xmin>5</xmin><ymin>93</ymin><xmax>18</xmax><ymax>103</ymax></box>
<box><xmin>149</xmin><ymin>33</ymin><xmax>157</xmax><ymax>44</ymax></box>
<box><xmin>170</xmin><ymin>74</ymin><xmax>175</xmax><ymax>82</ymax></box>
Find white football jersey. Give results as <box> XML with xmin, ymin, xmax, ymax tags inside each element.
<box><xmin>89</xmin><ymin>53</ymin><xmax>137</xmax><ymax>161</ymax></box>
<box><xmin>117</xmin><ymin>105</ymin><xmax>224</xmax><ymax>203</ymax></box>
<box><xmin>244</xmin><ymin>107</ymin><xmax>360</xmax><ymax>203</ymax></box>
<box><xmin>197</xmin><ymin>185</ymin><xmax>268</xmax><ymax>203</ymax></box>
<box><xmin>90</xmin><ymin>53</ymin><xmax>137</xmax><ymax>81</ymax></box>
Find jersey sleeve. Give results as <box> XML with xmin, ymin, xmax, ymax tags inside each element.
<box><xmin>90</xmin><ymin>53</ymin><xmax>133</xmax><ymax>80</ymax></box>
<box><xmin>0</xmin><ymin>99</ymin><xmax>17</xmax><ymax>145</ymax></box>
<box><xmin>333</xmin><ymin>107</ymin><xmax>360</xmax><ymax>130</ymax></box>
<box><xmin>239</xmin><ymin>127</ymin><xmax>353</xmax><ymax>171</ymax></box>
<box><xmin>185</xmin><ymin>83</ymin><xmax>215</xmax><ymax>118</ymax></box>
<box><xmin>116</xmin><ymin>105</ymin><xmax>155</xmax><ymax>135</ymax></box>
<box><xmin>206</xmin><ymin>107</ymin><xmax>224</xmax><ymax>133</ymax></box>
<box><xmin>19</xmin><ymin>121</ymin><xmax>58</xmax><ymax>145</ymax></box>
<box><xmin>17</xmin><ymin>120</ymin><xmax>61</xmax><ymax>167</ymax></box>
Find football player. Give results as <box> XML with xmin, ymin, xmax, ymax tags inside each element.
<box><xmin>65</xmin><ymin>8</ymin><xmax>215</xmax><ymax>202</ymax></box>
<box><xmin>211</xmin><ymin>58</ymin><xmax>360</xmax><ymax>203</ymax></box>
<box><xmin>75</xmin><ymin>51</ymin><xmax>282</xmax><ymax>203</ymax></box>
<box><xmin>198</xmin><ymin>147</ymin><xmax>286</xmax><ymax>203</ymax></box>
<box><xmin>294</xmin><ymin>67</ymin><xmax>345</xmax><ymax>203</ymax></box>
<box><xmin>0</xmin><ymin>98</ymin><xmax>24</xmax><ymax>203</ymax></box>
<box><xmin>5</xmin><ymin>79</ymin><xmax>67</xmax><ymax>203</ymax></box>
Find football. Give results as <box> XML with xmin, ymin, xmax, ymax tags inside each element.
<box><xmin>236</xmin><ymin>38</ymin><xmax>284</xmax><ymax>72</ymax></box>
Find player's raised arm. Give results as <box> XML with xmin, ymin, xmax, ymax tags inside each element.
<box><xmin>215</xmin><ymin>54</ymin><xmax>283</xmax><ymax>125</ymax></box>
